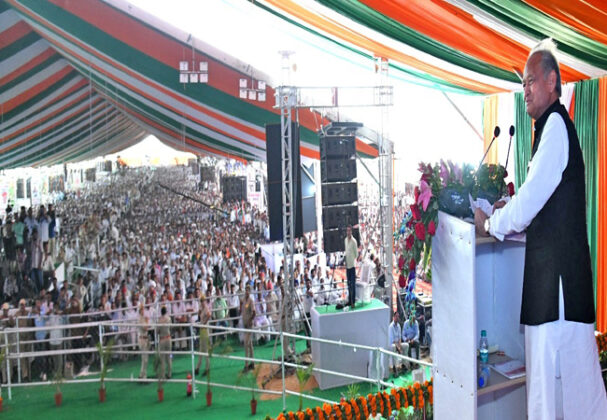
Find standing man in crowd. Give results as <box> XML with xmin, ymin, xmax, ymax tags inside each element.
<box><xmin>474</xmin><ymin>39</ymin><xmax>607</xmax><ymax>419</ymax></box>
<box><xmin>157</xmin><ymin>306</ymin><xmax>172</xmax><ymax>380</ymax></box>
<box><xmin>344</xmin><ymin>225</ymin><xmax>358</xmax><ymax>308</ymax></box>
<box><xmin>195</xmin><ymin>295</ymin><xmax>211</xmax><ymax>376</ymax></box>
<box><xmin>241</xmin><ymin>284</ymin><xmax>255</xmax><ymax>371</ymax></box>
<box><xmin>137</xmin><ymin>303</ymin><xmax>149</xmax><ymax>379</ymax></box>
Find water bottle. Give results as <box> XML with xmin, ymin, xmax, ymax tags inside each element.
<box><xmin>478</xmin><ymin>364</ymin><xmax>490</xmax><ymax>388</ymax></box>
<box><xmin>479</xmin><ymin>330</ymin><xmax>489</xmax><ymax>364</ymax></box>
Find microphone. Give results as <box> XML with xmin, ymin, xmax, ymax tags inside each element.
<box><xmin>498</xmin><ymin>125</ymin><xmax>516</xmax><ymax>197</ymax></box>
<box><xmin>478</xmin><ymin>126</ymin><xmax>500</xmax><ymax>171</ymax></box>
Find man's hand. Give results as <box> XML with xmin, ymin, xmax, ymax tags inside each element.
<box><xmin>493</xmin><ymin>200</ymin><xmax>507</xmax><ymax>212</ymax></box>
<box><xmin>474</xmin><ymin>209</ymin><xmax>489</xmax><ymax>237</ymax></box>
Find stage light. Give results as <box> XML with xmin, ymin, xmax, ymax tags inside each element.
<box><xmin>258</xmin><ymin>80</ymin><xmax>266</xmax><ymax>90</ymax></box>
<box><xmin>258</xmin><ymin>92</ymin><xmax>266</xmax><ymax>102</ymax></box>
<box><xmin>189</xmin><ymin>73</ymin><xmax>198</xmax><ymax>83</ymax></box>
<box><xmin>239</xmin><ymin>89</ymin><xmax>248</xmax><ymax>99</ymax></box>
<box><xmin>179</xmin><ymin>73</ymin><xmax>189</xmax><ymax>83</ymax></box>
<box><xmin>239</xmin><ymin>78</ymin><xmax>248</xmax><ymax>88</ymax></box>
<box><xmin>199</xmin><ymin>62</ymin><xmax>208</xmax><ymax>72</ymax></box>
<box><xmin>179</xmin><ymin>61</ymin><xmax>189</xmax><ymax>71</ymax></box>
<box><xmin>199</xmin><ymin>73</ymin><xmax>208</xmax><ymax>83</ymax></box>
<box><xmin>248</xmin><ymin>90</ymin><xmax>257</xmax><ymax>100</ymax></box>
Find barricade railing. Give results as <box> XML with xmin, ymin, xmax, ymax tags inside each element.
<box><xmin>0</xmin><ymin>315</ymin><xmax>430</xmax><ymax>411</ymax></box>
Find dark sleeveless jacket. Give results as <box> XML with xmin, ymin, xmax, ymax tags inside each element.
<box><xmin>521</xmin><ymin>100</ymin><xmax>595</xmax><ymax>325</ymax></box>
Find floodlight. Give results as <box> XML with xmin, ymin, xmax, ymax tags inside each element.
<box><xmin>190</xmin><ymin>73</ymin><xmax>199</xmax><ymax>83</ymax></box>
<box><xmin>239</xmin><ymin>78</ymin><xmax>248</xmax><ymax>88</ymax></box>
<box><xmin>248</xmin><ymin>90</ymin><xmax>257</xmax><ymax>100</ymax></box>
<box><xmin>179</xmin><ymin>73</ymin><xmax>189</xmax><ymax>83</ymax></box>
<box><xmin>199</xmin><ymin>73</ymin><xmax>208</xmax><ymax>83</ymax></box>
<box><xmin>258</xmin><ymin>92</ymin><xmax>266</xmax><ymax>102</ymax></box>
<box><xmin>239</xmin><ymin>89</ymin><xmax>248</xmax><ymax>99</ymax></box>
<box><xmin>199</xmin><ymin>61</ymin><xmax>208</xmax><ymax>72</ymax></box>
<box><xmin>258</xmin><ymin>80</ymin><xmax>266</xmax><ymax>90</ymax></box>
<box><xmin>179</xmin><ymin>61</ymin><xmax>189</xmax><ymax>71</ymax></box>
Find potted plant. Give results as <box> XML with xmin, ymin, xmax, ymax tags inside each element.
<box><xmin>237</xmin><ymin>363</ymin><xmax>261</xmax><ymax>414</ymax></box>
<box><xmin>205</xmin><ymin>338</ymin><xmax>232</xmax><ymax>407</ymax></box>
<box><xmin>96</xmin><ymin>338</ymin><xmax>114</xmax><ymax>402</ymax></box>
<box><xmin>53</xmin><ymin>368</ymin><xmax>64</xmax><ymax>407</ymax></box>
<box><xmin>295</xmin><ymin>361</ymin><xmax>314</xmax><ymax>412</ymax></box>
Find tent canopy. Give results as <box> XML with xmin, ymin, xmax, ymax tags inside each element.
<box><xmin>1</xmin><ymin>0</ymin><xmax>606</xmax><ymax>169</ymax></box>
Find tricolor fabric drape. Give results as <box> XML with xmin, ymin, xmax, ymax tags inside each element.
<box><xmin>513</xmin><ymin>92</ymin><xmax>532</xmax><ymax>191</ymax></box>
<box><xmin>573</xmin><ymin>79</ymin><xmax>599</xmax><ymax>309</ymax></box>
<box><xmin>597</xmin><ymin>76</ymin><xmax>607</xmax><ymax>332</ymax></box>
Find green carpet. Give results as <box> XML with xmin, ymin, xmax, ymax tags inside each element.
<box><xmin>0</xmin><ymin>336</ymin><xmax>423</xmax><ymax>420</ymax></box>
<box><xmin>313</xmin><ymin>298</ymin><xmax>387</xmax><ymax>315</ymax></box>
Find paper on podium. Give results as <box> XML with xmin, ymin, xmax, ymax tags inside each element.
<box><xmin>469</xmin><ymin>195</ymin><xmax>526</xmax><ymax>242</ymax></box>
<box><xmin>491</xmin><ymin>359</ymin><xmax>526</xmax><ymax>379</ymax></box>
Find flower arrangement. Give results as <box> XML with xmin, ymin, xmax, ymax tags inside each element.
<box><xmin>271</xmin><ymin>381</ymin><xmax>433</xmax><ymax>420</ymax></box>
<box><xmin>396</xmin><ymin>160</ymin><xmax>513</xmax><ymax>293</ymax></box>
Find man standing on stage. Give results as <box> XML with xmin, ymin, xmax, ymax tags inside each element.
<box><xmin>344</xmin><ymin>225</ymin><xmax>358</xmax><ymax>308</ymax></box>
<box><xmin>475</xmin><ymin>39</ymin><xmax>607</xmax><ymax>419</ymax></box>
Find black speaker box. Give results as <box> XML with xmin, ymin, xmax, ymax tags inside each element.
<box><xmin>320</xmin><ymin>136</ymin><xmax>356</xmax><ymax>160</ymax></box>
<box><xmin>265</xmin><ymin>123</ymin><xmax>303</xmax><ymax>241</ymax></box>
<box><xmin>321</xmin><ymin>182</ymin><xmax>358</xmax><ymax>206</ymax></box>
<box><xmin>321</xmin><ymin>158</ymin><xmax>356</xmax><ymax>183</ymax></box>
<box><xmin>322</xmin><ymin>205</ymin><xmax>359</xmax><ymax>230</ymax></box>
<box><xmin>323</xmin><ymin>227</ymin><xmax>360</xmax><ymax>254</ymax></box>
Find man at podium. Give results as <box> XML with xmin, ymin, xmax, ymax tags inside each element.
<box><xmin>344</xmin><ymin>225</ymin><xmax>358</xmax><ymax>307</ymax></box>
<box><xmin>474</xmin><ymin>39</ymin><xmax>607</xmax><ymax>419</ymax></box>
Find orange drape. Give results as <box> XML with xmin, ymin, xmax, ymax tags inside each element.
<box><xmin>523</xmin><ymin>0</ymin><xmax>607</xmax><ymax>46</ymax></box>
<box><xmin>264</xmin><ymin>0</ymin><xmax>506</xmax><ymax>94</ymax></box>
<box><xmin>482</xmin><ymin>95</ymin><xmax>499</xmax><ymax>164</ymax></box>
<box><xmin>597</xmin><ymin>76</ymin><xmax>607</xmax><ymax>332</ymax></box>
<box><xmin>360</xmin><ymin>0</ymin><xmax>587</xmax><ymax>83</ymax></box>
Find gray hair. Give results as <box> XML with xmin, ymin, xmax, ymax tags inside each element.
<box><xmin>529</xmin><ymin>38</ymin><xmax>562</xmax><ymax>97</ymax></box>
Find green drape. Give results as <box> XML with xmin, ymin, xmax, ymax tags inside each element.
<box><xmin>466</xmin><ymin>0</ymin><xmax>607</xmax><ymax>69</ymax></box>
<box><xmin>513</xmin><ymin>92</ymin><xmax>533</xmax><ymax>190</ymax></box>
<box><xmin>315</xmin><ymin>0</ymin><xmax>520</xmax><ymax>82</ymax></box>
<box><xmin>574</xmin><ymin>79</ymin><xmax>599</xmax><ymax>305</ymax></box>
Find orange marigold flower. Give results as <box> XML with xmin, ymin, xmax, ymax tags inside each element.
<box><xmin>324</xmin><ymin>403</ymin><xmax>332</xmax><ymax>417</ymax></box>
<box><xmin>297</xmin><ymin>412</ymin><xmax>305</xmax><ymax>420</ymax></box>
<box><xmin>316</xmin><ymin>406</ymin><xmax>325</xmax><ymax>420</ymax></box>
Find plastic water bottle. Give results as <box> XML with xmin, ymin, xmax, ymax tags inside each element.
<box><xmin>479</xmin><ymin>330</ymin><xmax>489</xmax><ymax>364</ymax></box>
<box><xmin>478</xmin><ymin>365</ymin><xmax>490</xmax><ymax>388</ymax></box>
<box><xmin>478</xmin><ymin>330</ymin><xmax>490</xmax><ymax>388</ymax></box>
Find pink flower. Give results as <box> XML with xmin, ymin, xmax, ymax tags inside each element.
<box><xmin>439</xmin><ymin>160</ymin><xmax>449</xmax><ymax>187</ymax></box>
<box><xmin>428</xmin><ymin>220</ymin><xmax>436</xmax><ymax>236</ymax></box>
<box><xmin>415</xmin><ymin>222</ymin><xmax>426</xmax><ymax>241</ymax></box>
<box><xmin>411</xmin><ymin>204</ymin><xmax>421</xmax><ymax>221</ymax></box>
<box><xmin>417</xmin><ymin>180</ymin><xmax>433</xmax><ymax>212</ymax></box>
<box><xmin>449</xmin><ymin>160</ymin><xmax>463</xmax><ymax>183</ymax></box>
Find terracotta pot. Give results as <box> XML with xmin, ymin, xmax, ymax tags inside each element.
<box><xmin>250</xmin><ymin>398</ymin><xmax>257</xmax><ymax>415</ymax></box>
<box><xmin>99</xmin><ymin>388</ymin><xmax>106</xmax><ymax>403</ymax></box>
<box><xmin>206</xmin><ymin>390</ymin><xmax>212</xmax><ymax>406</ymax></box>
<box><xmin>157</xmin><ymin>388</ymin><xmax>164</xmax><ymax>402</ymax></box>
<box><xmin>55</xmin><ymin>392</ymin><xmax>62</xmax><ymax>407</ymax></box>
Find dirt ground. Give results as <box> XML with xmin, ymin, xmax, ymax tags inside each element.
<box><xmin>257</xmin><ymin>354</ymin><xmax>318</xmax><ymax>401</ymax></box>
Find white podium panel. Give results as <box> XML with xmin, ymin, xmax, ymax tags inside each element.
<box><xmin>311</xmin><ymin>299</ymin><xmax>389</xmax><ymax>390</ymax></box>
<box><xmin>433</xmin><ymin>212</ymin><xmax>527</xmax><ymax>420</ymax></box>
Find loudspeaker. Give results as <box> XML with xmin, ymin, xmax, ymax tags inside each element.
<box><xmin>266</xmin><ymin>123</ymin><xmax>303</xmax><ymax>241</ymax></box>
<box><xmin>321</xmin><ymin>158</ymin><xmax>356</xmax><ymax>183</ymax></box>
<box><xmin>323</xmin><ymin>227</ymin><xmax>360</xmax><ymax>254</ymax></box>
<box><xmin>322</xmin><ymin>205</ymin><xmax>358</xmax><ymax>230</ymax></box>
<box><xmin>321</xmin><ymin>182</ymin><xmax>358</xmax><ymax>206</ymax></box>
<box><xmin>221</xmin><ymin>176</ymin><xmax>247</xmax><ymax>203</ymax></box>
<box><xmin>320</xmin><ymin>135</ymin><xmax>356</xmax><ymax>160</ymax></box>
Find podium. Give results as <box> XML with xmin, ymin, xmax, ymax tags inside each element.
<box><xmin>432</xmin><ymin>212</ymin><xmax>527</xmax><ymax>420</ymax></box>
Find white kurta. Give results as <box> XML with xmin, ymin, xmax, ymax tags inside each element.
<box><xmin>488</xmin><ymin>111</ymin><xmax>607</xmax><ymax>419</ymax></box>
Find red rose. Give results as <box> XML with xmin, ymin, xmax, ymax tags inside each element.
<box><xmin>409</xmin><ymin>258</ymin><xmax>416</xmax><ymax>272</ymax></box>
<box><xmin>411</xmin><ymin>204</ymin><xmax>421</xmax><ymax>221</ymax></box>
<box><xmin>428</xmin><ymin>220</ymin><xmax>436</xmax><ymax>236</ymax></box>
<box><xmin>398</xmin><ymin>273</ymin><xmax>406</xmax><ymax>288</ymax></box>
<box><xmin>415</xmin><ymin>222</ymin><xmax>426</xmax><ymax>241</ymax></box>
<box><xmin>406</xmin><ymin>234</ymin><xmax>414</xmax><ymax>250</ymax></box>
<box><xmin>398</xmin><ymin>255</ymin><xmax>405</xmax><ymax>270</ymax></box>
<box><xmin>414</xmin><ymin>186</ymin><xmax>420</xmax><ymax>202</ymax></box>
<box><xmin>507</xmin><ymin>182</ymin><xmax>515</xmax><ymax>197</ymax></box>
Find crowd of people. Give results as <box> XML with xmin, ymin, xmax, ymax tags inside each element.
<box><xmin>0</xmin><ymin>166</ymin><xmax>362</xmax><ymax>383</ymax></box>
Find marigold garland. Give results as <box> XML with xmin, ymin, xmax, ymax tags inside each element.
<box><xmin>269</xmin><ymin>381</ymin><xmax>433</xmax><ymax>420</ymax></box>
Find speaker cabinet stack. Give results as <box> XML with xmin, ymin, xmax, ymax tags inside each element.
<box><xmin>221</xmin><ymin>176</ymin><xmax>247</xmax><ymax>203</ymax></box>
<box><xmin>320</xmin><ymin>135</ymin><xmax>359</xmax><ymax>253</ymax></box>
